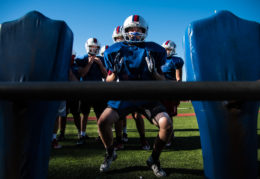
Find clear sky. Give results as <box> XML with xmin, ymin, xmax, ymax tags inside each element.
<box><xmin>0</xmin><ymin>0</ymin><xmax>259</xmax><ymax>80</ymax></box>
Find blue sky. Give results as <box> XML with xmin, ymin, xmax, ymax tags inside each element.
<box><xmin>0</xmin><ymin>0</ymin><xmax>259</xmax><ymax>80</ymax></box>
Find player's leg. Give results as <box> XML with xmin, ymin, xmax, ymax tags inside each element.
<box><xmin>132</xmin><ymin>112</ymin><xmax>150</xmax><ymax>150</ymax></box>
<box><xmin>68</xmin><ymin>99</ymin><xmax>81</xmax><ymax>136</ymax></box>
<box><xmin>161</xmin><ymin>100</ymin><xmax>179</xmax><ymax>147</ymax></box>
<box><xmin>148</xmin><ymin>112</ymin><xmax>172</xmax><ymax>177</ymax></box>
<box><xmin>52</xmin><ymin>116</ymin><xmax>62</xmax><ymax>149</ymax></box>
<box><xmin>92</xmin><ymin>101</ymin><xmax>107</xmax><ymax>142</ymax></box>
<box><xmin>114</xmin><ymin>119</ymin><xmax>124</xmax><ymax>150</ymax></box>
<box><xmin>122</xmin><ymin>117</ymin><xmax>128</xmax><ymax>142</ymax></box>
<box><xmin>81</xmin><ymin>111</ymin><xmax>90</xmax><ymax>138</ymax></box>
<box><xmin>98</xmin><ymin>107</ymin><xmax>120</xmax><ymax>172</ymax></box>
<box><xmin>58</xmin><ymin>116</ymin><xmax>67</xmax><ymax>141</ymax></box>
<box><xmin>77</xmin><ymin>100</ymin><xmax>90</xmax><ymax>145</ymax></box>
<box><xmin>142</xmin><ymin>103</ymin><xmax>172</xmax><ymax>177</ymax></box>
<box><xmin>57</xmin><ymin>101</ymin><xmax>67</xmax><ymax>141</ymax></box>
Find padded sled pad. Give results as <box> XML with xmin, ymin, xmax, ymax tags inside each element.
<box><xmin>0</xmin><ymin>11</ymin><xmax>73</xmax><ymax>179</ymax></box>
<box><xmin>184</xmin><ymin>10</ymin><xmax>260</xmax><ymax>179</ymax></box>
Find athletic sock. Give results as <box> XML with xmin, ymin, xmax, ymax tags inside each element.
<box><xmin>139</xmin><ymin>133</ymin><xmax>145</xmax><ymax>141</ymax></box>
<box><xmin>80</xmin><ymin>131</ymin><xmax>86</xmax><ymax>136</ymax></box>
<box><xmin>52</xmin><ymin>134</ymin><xmax>57</xmax><ymax>140</ymax></box>
<box><xmin>123</xmin><ymin>127</ymin><xmax>127</xmax><ymax>134</ymax></box>
<box><xmin>151</xmin><ymin>135</ymin><xmax>167</xmax><ymax>162</ymax></box>
<box><xmin>106</xmin><ymin>145</ymin><xmax>114</xmax><ymax>156</ymax></box>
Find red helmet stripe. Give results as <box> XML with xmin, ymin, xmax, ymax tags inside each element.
<box><xmin>93</xmin><ymin>38</ymin><xmax>97</xmax><ymax>43</ymax></box>
<box><xmin>133</xmin><ymin>15</ymin><xmax>139</xmax><ymax>22</ymax></box>
<box><xmin>165</xmin><ymin>40</ymin><xmax>170</xmax><ymax>45</ymax></box>
<box><xmin>116</xmin><ymin>26</ymin><xmax>121</xmax><ymax>33</ymax></box>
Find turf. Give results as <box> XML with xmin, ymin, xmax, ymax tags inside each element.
<box><xmin>48</xmin><ymin>102</ymin><xmax>260</xmax><ymax>179</ymax></box>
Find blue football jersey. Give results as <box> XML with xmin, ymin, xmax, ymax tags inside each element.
<box><xmin>161</xmin><ymin>56</ymin><xmax>184</xmax><ymax>80</ymax></box>
<box><xmin>104</xmin><ymin>41</ymin><xmax>167</xmax><ymax>109</ymax></box>
<box><xmin>75</xmin><ymin>55</ymin><xmax>105</xmax><ymax>81</ymax></box>
<box><xmin>104</xmin><ymin>41</ymin><xmax>166</xmax><ymax>80</ymax></box>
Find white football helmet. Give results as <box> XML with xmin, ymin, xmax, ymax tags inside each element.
<box><xmin>85</xmin><ymin>38</ymin><xmax>100</xmax><ymax>55</ymax></box>
<box><xmin>112</xmin><ymin>26</ymin><xmax>124</xmax><ymax>42</ymax></box>
<box><xmin>122</xmin><ymin>15</ymin><xmax>148</xmax><ymax>43</ymax></box>
<box><xmin>162</xmin><ymin>40</ymin><xmax>176</xmax><ymax>57</ymax></box>
<box><xmin>100</xmin><ymin>45</ymin><xmax>109</xmax><ymax>57</ymax></box>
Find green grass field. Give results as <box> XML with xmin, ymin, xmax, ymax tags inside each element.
<box><xmin>48</xmin><ymin>102</ymin><xmax>260</xmax><ymax>179</ymax></box>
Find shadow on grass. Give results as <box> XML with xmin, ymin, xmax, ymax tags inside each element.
<box><xmin>258</xmin><ymin>134</ymin><xmax>260</xmax><ymax>149</ymax></box>
<box><xmin>51</xmin><ymin>135</ymin><xmax>201</xmax><ymax>159</ymax></box>
<box><xmin>121</xmin><ymin>136</ymin><xmax>201</xmax><ymax>151</ymax></box>
<box><xmin>105</xmin><ymin>166</ymin><xmax>204</xmax><ymax>177</ymax></box>
<box><xmin>48</xmin><ymin>166</ymin><xmax>204</xmax><ymax>179</ymax></box>
<box><xmin>128</xmin><ymin>128</ymin><xmax>200</xmax><ymax>133</ymax></box>
<box><xmin>258</xmin><ymin>161</ymin><xmax>260</xmax><ymax>177</ymax></box>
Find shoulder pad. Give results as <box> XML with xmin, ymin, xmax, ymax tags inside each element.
<box><xmin>145</xmin><ymin>41</ymin><xmax>165</xmax><ymax>53</ymax></box>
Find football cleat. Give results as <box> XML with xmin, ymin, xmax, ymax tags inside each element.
<box><xmin>76</xmin><ymin>135</ymin><xmax>89</xmax><ymax>145</ymax></box>
<box><xmin>122</xmin><ymin>133</ymin><xmax>128</xmax><ymax>142</ymax></box>
<box><xmin>146</xmin><ymin>156</ymin><xmax>166</xmax><ymax>177</ymax></box>
<box><xmin>52</xmin><ymin>139</ymin><xmax>62</xmax><ymax>149</ymax></box>
<box><xmin>100</xmin><ymin>151</ymin><xmax>117</xmax><ymax>172</ymax></box>
<box><xmin>141</xmin><ymin>140</ymin><xmax>150</xmax><ymax>150</ymax></box>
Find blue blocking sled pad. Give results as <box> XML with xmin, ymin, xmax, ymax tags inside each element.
<box><xmin>0</xmin><ymin>11</ymin><xmax>73</xmax><ymax>179</ymax></box>
<box><xmin>184</xmin><ymin>10</ymin><xmax>260</xmax><ymax>179</ymax></box>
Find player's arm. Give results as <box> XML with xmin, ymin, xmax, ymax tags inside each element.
<box><xmin>152</xmin><ymin>71</ymin><xmax>165</xmax><ymax>81</ymax></box>
<box><xmin>145</xmin><ymin>51</ymin><xmax>166</xmax><ymax>81</ymax></box>
<box><xmin>176</xmin><ymin>68</ymin><xmax>182</xmax><ymax>82</ymax></box>
<box><xmin>175</xmin><ymin>58</ymin><xmax>184</xmax><ymax>82</ymax></box>
<box><xmin>78</xmin><ymin>57</ymin><xmax>94</xmax><ymax>77</ymax></box>
<box><xmin>69</xmin><ymin>69</ymin><xmax>79</xmax><ymax>81</ymax></box>
<box><xmin>106</xmin><ymin>71</ymin><xmax>117</xmax><ymax>82</ymax></box>
<box><xmin>94</xmin><ymin>57</ymin><xmax>108</xmax><ymax>78</ymax></box>
<box><xmin>104</xmin><ymin>51</ymin><xmax>122</xmax><ymax>82</ymax></box>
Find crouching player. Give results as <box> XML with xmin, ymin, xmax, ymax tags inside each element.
<box><xmin>98</xmin><ymin>15</ymin><xmax>173</xmax><ymax>177</ymax></box>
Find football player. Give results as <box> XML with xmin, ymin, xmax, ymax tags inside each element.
<box><xmin>161</xmin><ymin>40</ymin><xmax>184</xmax><ymax>146</ymax></box>
<box><xmin>111</xmin><ymin>25</ymin><xmax>150</xmax><ymax>151</ymax></box>
<box><xmin>100</xmin><ymin>45</ymin><xmax>109</xmax><ymax>57</ymax></box>
<box><xmin>112</xmin><ymin>25</ymin><xmax>124</xmax><ymax>43</ymax></box>
<box><xmin>161</xmin><ymin>40</ymin><xmax>184</xmax><ymax>82</ymax></box>
<box><xmin>76</xmin><ymin>38</ymin><xmax>108</xmax><ymax>145</ymax></box>
<box><xmin>99</xmin><ymin>15</ymin><xmax>172</xmax><ymax>177</ymax></box>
